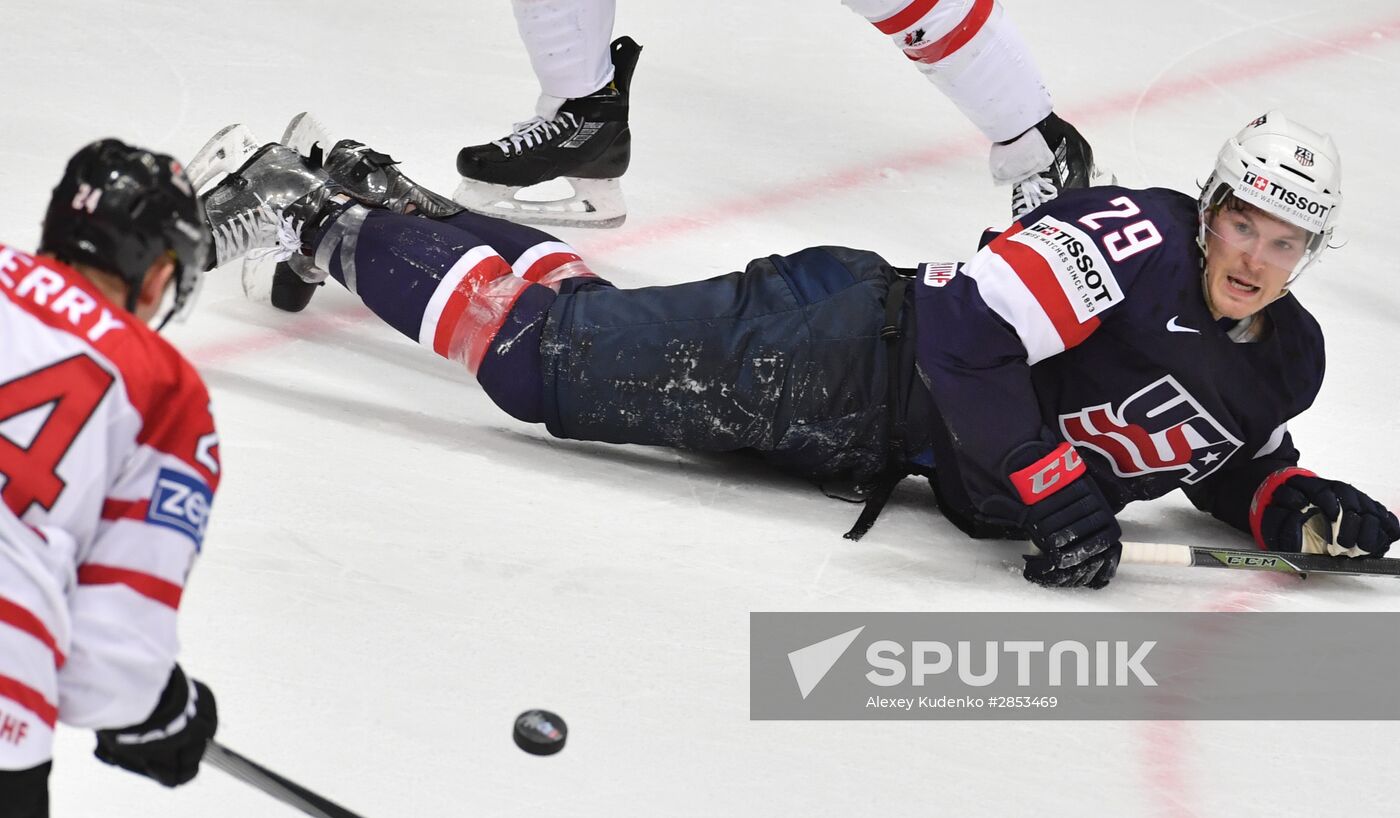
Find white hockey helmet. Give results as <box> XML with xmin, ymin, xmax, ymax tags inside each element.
<box><xmin>1198</xmin><ymin>111</ymin><xmax>1341</xmax><ymax>282</ymax></box>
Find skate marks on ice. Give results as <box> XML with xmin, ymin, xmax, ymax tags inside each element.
<box><xmin>190</xmin><ymin>296</ymin><xmax>480</xmax><ymax>389</ymax></box>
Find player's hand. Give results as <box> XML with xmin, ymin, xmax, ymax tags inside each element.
<box><xmin>94</xmin><ymin>664</ymin><xmax>217</xmax><ymax>787</ymax></box>
<box><xmin>1257</xmin><ymin>473</ymin><xmax>1399</xmax><ymax>558</ymax></box>
<box><xmin>1008</xmin><ymin>442</ymin><xmax>1121</xmax><ymax>589</ymax></box>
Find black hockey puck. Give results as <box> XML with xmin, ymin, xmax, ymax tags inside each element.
<box><xmin>513</xmin><ymin>709</ymin><xmax>567</xmax><ymax>756</ymax></box>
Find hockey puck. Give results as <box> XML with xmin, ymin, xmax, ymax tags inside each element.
<box><xmin>513</xmin><ymin>709</ymin><xmax>567</xmax><ymax>756</ymax></box>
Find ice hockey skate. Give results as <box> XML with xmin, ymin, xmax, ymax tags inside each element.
<box><xmin>992</xmin><ymin>113</ymin><xmax>1112</xmax><ymax>218</ymax></box>
<box><xmin>198</xmin><ymin>137</ymin><xmax>347</xmax><ymax>276</ymax></box>
<box><xmin>187</xmin><ymin>123</ymin><xmax>286</xmax><ymax>303</ymax></box>
<box><xmin>262</xmin><ymin>112</ymin><xmax>468</xmax><ymax>311</ymax></box>
<box><xmin>453</xmin><ymin>36</ymin><xmax>642</xmax><ymax>229</ymax></box>
<box><xmin>282</xmin><ymin>112</ymin><xmax>463</xmax><ymax>218</ymax></box>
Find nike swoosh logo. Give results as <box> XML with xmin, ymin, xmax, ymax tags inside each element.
<box><xmin>1166</xmin><ymin>316</ymin><xmax>1200</xmax><ymax>334</ymax></box>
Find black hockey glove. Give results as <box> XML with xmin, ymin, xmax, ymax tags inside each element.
<box><xmin>1253</xmin><ymin>469</ymin><xmax>1400</xmax><ymax>558</ymax></box>
<box><xmin>1008</xmin><ymin>442</ymin><xmax>1122</xmax><ymax>589</ymax></box>
<box><xmin>94</xmin><ymin>664</ymin><xmax>217</xmax><ymax>787</ymax></box>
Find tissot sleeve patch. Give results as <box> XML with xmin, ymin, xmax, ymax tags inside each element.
<box><xmin>1005</xmin><ymin>216</ymin><xmax>1124</xmax><ymax>322</ymax></box>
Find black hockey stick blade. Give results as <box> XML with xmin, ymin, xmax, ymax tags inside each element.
<box><xmin>1121</xmin><ymin>540</ymin><xmax>1400</xmax><ymax>578</ymax></box>
<box><xmin>204</xmin><ymin>740</ymin><xmax>369</xmax><ymax>818</ymax></box>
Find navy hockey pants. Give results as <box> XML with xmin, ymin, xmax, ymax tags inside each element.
<box><xmin>492</xmin><ymin>246</ymin><xmax>928</xmax><ymax>483</ymax></box>
<box><xmin>317</xmin><ymin>208</ymin><xmax>928</xmax><ymax>485</ymax></box>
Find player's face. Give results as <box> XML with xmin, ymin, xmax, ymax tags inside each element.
<box><xmin>1203</xmin><ymin>204</ymin><xmax>1309</xmax><ymax>320</ymax></box>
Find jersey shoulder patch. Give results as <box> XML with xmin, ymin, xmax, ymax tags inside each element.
<box><xmin>1002</xmin><ymin>215</ymin><xmax>1123</xmax><ymax>322</ymax></box>
<box><xmin>146</xmin><ymin>467</ymin><xmax>213</xmax><ymax>549</ymax></box>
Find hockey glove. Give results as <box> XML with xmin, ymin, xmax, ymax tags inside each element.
<box><xmin>1010</xmin><ymin>442</ymin><xmax>1122</xmax><ymax>589</ymax></box>
<box><xmin>94</xmin><ymin>664</ymin><xmax>217</xmax><ymax>787</ymax></box>
<box><xmin>1253</xmin><ymin>469</ymin><xmax>1400</xmax><ymax>558</ymax></box>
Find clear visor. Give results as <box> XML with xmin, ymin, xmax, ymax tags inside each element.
<box><xmin>154</xmin><ymin>255</ymin><xmax>206</xmax><ymax>330</ymax></box>
<box><xmin>1203</xmin><ymin>190</ymin><xmax>1325</xmax><ymax>284</ymax></box>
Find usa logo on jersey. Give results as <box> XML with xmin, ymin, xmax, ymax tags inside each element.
<box><xmin>1058</xmin><ymin>376</ymin><xmax>1241</xmax><ymax>485</ymax></box>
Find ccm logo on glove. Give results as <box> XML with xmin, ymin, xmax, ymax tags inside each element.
<box><xmin>1010</xmin><ymin>442</ymin><xmax>1085</xmax><ymax>504</ymax></box>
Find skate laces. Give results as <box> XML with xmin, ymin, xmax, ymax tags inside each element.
<box><xmin>493</xmin><ymin>113</ymin><xmax>579</xmax><ymax>156</ymax></box>
<box><xmin>213</xmin><ymin>194</ymin><xmax>303</xmax><ymax>265</ymax></box>
<box><xmin>1011</xmin><ymin>175</ymin><xmax>1060</xmax><ymax>218</ymax></box>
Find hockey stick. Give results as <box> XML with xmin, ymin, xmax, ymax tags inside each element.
<box><xmin>1120</xmin><ymin>540</ymin><xmax>1400</xmax><ymax>578</ymax></box>
<box><xmin>204</xmin><ymin>740</ymin><xmax>369</xmax><ymax>818</ymax></box>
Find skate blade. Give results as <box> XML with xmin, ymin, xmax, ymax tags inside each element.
<box><xmin>452</xmin><ymin>177</ymin><xmax>626</xmax><ymax>229</ymax></box>
<box><xmin>187</xmin><ymin>124</ymin><xmax>261</xmax><ymax>192</ymax></box>
<box><xmin>281</xmin><ymin>111</ymin><xmax>333</xmax><ymax>160</ymax></box>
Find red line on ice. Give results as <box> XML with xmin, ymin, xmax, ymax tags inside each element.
<box><xmin>1135</xmin><ymin>577</ymin><xmax>1283</xmax><ymax>818</ymax></box>
<box><xmin>187</xmin><ymin>14</ymin><xmax>1400</xmax><ymax>363</ymax></box>
<box><xmin>186</xmin><ymin>303</ymin><xmax>371</xmax><ymax>366</ymax></box>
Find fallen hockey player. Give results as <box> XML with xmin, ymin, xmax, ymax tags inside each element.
<box><xmin>193</xmin><ymin>110</ymin><xmax>1399</xmax><ymax>590</ymax></box>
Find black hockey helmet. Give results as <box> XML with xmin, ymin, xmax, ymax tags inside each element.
<box><xmin>40</xmin><ymin>139</ymin><xmax>211</xmax><ymax>320</ymax></box>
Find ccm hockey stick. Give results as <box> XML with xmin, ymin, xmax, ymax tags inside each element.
<box><xmin>1120</xmin><ymin>540</ymin><xmax>1400</xmax><ymax>578</ymax></box>
<box><xmin>204</xmin><ymin>740</ymin><xmax>369</xmax><ymax>818</ymax></box>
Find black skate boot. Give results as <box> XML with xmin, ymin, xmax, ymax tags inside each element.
<box><xmin>453</xmin><ymin>36</ymin><xmax>642</xmax><ymax>228</ymax></box>
<box><xmin>991</xmin><ymin>113</ymin><xmax>1107</xmax><ymax>219</ymax></box>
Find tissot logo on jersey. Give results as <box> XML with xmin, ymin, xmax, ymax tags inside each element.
<box><xmin>146</xmin><ymin>468</ymin><xmax>213</xmax><ymax>548</ymax></box>
<box><xmin>1009</xmin><ymin>217</ymin><xmax>1123</xmax><ymax>322</ymax></box>
<box><xmin>1058</xmin><ymin>376</ymin><xmax>1242</xmax><ymax>485</ymax></box>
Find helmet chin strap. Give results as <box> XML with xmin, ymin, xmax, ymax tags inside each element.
<box><xmin>1198</xmin><ymin>242</ymin><xmax>1221</xmax><ymax>320</ymax></box>
<box><xmin>152</xmin><ymin>275</ymin><xmax>184</xmax><ymax>331</ymax></box>
<box><xmin>1200</xmin><ymin>268</ymin><xmax>1219</xmax><ymax>319</ymax></box>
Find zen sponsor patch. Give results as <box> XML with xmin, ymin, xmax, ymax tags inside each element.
<box><xmin>1008</xmin><ymin>216</ymin><xmax>1124</xmax><ymax>321</ymax></box>
<box><xmin>146</xmin><ymin>468</ymin><xmax>213</xmax><ymax>548</ymax></box>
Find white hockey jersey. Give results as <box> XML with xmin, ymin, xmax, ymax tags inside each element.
<box><xmin>0</xmin><ymin>242</ymin><xmax>218</xmax><ymax>751</ymax></box>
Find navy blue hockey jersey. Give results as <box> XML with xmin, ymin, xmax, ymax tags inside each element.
<box><xmin>912</xmin><ymin>186</ymin><xmax>1325</xmax><ymax>540</ymax></box>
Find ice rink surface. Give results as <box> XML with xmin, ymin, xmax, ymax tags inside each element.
<box><xmin>6</xmin><ymin>0</ymin><xmax>1400</xmax><ymax>815</ymax></box>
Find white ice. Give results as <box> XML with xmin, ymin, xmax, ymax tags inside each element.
<box><xmin>5</xmin><ymin>1</ymin><xmax>1400</xmax><ymax>815</ymax></box>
